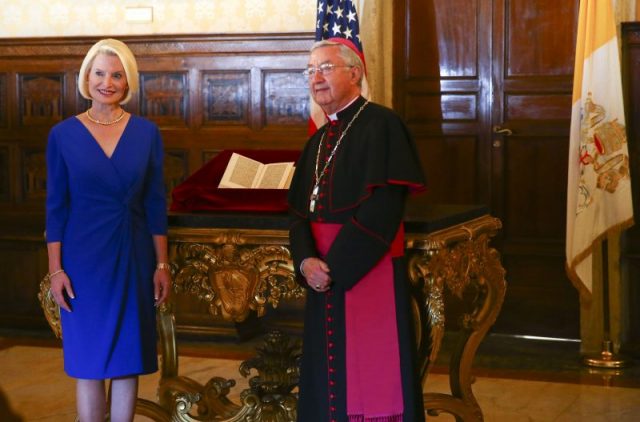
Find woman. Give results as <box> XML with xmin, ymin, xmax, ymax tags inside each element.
<box><xmin>46</xmin><ymin>38</ymin><xmax>170</xmax><ymax>422</ymax></box>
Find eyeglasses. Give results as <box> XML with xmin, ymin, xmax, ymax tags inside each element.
<box><xmin>303</xmin><ymin>63</ymin><xmax>353</xmax><ymax>78</ymax></box>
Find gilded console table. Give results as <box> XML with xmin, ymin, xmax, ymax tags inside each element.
<box><xmin>39</xmin><ymin>200</ymin><xmax>506</xmax><ymax>422</ymax></box>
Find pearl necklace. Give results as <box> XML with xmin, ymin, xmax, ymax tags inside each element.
<box><xmin>86</xmin><ymin>109</ymin><xmax>126</xmax><ymax>126</ymax></box>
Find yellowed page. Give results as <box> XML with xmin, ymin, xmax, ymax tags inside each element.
<box><xmin>283</xmin><ymin>166</ymin><xmax>295</xmax><ymax>189</ymax></box>
<box><xmin>255</xmin><ymin>162</ymin><xmax>294</xmax><ymax>189</ymax></box>
<box><xmin>218</xmin><ymin>153</ymin><xmax>262</xmax><ymax>188</ymax></box>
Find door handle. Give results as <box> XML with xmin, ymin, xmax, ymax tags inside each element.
<box><xmin>493</xmin><ymin>125</ymin><xmax>513</xmax><ymax>136</ymax></box>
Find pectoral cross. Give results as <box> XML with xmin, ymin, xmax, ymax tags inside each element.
<box><xmin>309</xmin><ymin>185</ymin><xmax>319</xmax><ymax>213</ymax></box>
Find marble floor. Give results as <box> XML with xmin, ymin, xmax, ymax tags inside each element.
<box><xmin>1</xmin><ymin>333</ymin><xmax>640</xmax><ymax>421</ymax></box>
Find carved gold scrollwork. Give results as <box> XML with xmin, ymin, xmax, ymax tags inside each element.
<box><xmin>37</xmin><ymin>274</ymin><xmax>62</xmax><ymax>339</ymax></box>
<box><xmin>172</xmin><ymin>233</ymin><xmax>304</xmax><ymax>322</ymax></box>
<box><xmin>165</xmin><ymin>330</ymin><xmax>300</xmax><ymax>422</ymax></box>
<box><xmin>408</xmin><ymin>249</ymin><xmax>445</xmax><ymax>379</ymax></box>
<box><xmin>407</xmin><ymin>216</ymin><xmax>506</xmax><ymax>422</ymax></box>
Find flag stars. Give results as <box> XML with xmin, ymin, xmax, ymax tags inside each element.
<box><xmin>332</xmin><ymin>22</ymin><xmax>342</xmax><ymax>35</ymax></box>
<box><xmin>316</xmin><ymin>1</ymin><xmax>363</xmax><ymax>54</ymax></box>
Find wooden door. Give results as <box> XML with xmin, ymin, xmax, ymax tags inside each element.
<box><xmin>394</xmin><ymin>0</ymin><xmax>581</xmax><ymax>338</ymax></box>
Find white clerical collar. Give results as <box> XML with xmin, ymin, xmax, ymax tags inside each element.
<box><xmin>327</xmin><ymin>95</ymin><xmax>361</xmax><ymax>121</ymax></box>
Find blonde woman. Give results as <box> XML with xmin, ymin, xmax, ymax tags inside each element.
<box><xmin>46</xmin><ymin>38</ymin><xmax>170</xmax><ymax>422</ymax></box>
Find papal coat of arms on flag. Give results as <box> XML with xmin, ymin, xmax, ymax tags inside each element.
<box><xmin>566</xmin><ymin>0</ymin><xmax>634</xmax><ymax>297</ymax></box>
<box><xmin>576</xmin><ymin>93</ymin><xmax>630</xmax><ymax>212</ymax></box>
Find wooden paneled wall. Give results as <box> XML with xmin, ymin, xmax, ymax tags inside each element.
<box><xmin>394</xmin><ymin>0</ymin><xmax>582</xmax><ymax>339</ymax></box>
<box><xmin>0</xmin><ymin>34</ymin><xmax>313</xmax><ymax>332</ymax></box>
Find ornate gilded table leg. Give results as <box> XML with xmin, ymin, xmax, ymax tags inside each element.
<box><xmin>159</xmin><ymin>229</ymin><xmax>304</xmax><ymax>421</ymax></box>
<box><xmin>407</xmin><ymin>215</ymin><xmax>507</xmax><ymax>422</ymax></box>
<box><xmin>168</xmin><ymin>330</ymin><xmax>300</xmax><ymax>422</ymax></box>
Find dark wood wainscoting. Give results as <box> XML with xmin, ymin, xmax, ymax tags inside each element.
<box><xmin>0</xmin><ymin>34</ymin><xmax>313</xmax><ymax>333</ymax></box>
<box><xmin>394</xmin><ymin>0</ymin><xmax>581</xmax><ymax>339</ymax></box>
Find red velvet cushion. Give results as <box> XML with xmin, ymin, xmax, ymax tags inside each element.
<box><xmin>170</xmin><ymin>149</ymin><xmax>300</xmax><ymax>212</ymax></box>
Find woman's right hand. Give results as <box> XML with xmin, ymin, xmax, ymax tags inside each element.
<box><xmin>50</xmin><ymin>271</ymin><xmax>75</xmax><ymax>312</ymax></box>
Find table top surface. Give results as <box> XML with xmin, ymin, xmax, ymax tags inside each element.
<box><xmin>0</xmin><ymin>196</ymin><xmax>488</xmax><ymax>240</ymax></box>
<box><xmin>169</xmin><ymin>195</ymin><xmax>489</xmax><ymax>235</ymax></box>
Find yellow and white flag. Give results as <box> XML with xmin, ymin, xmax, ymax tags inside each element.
<box><xmin>566</xmin><ymin>0</ymin><xmax>634</xmax><ymax>297</ymax></box>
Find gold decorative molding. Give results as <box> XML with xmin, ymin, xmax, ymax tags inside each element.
<box><xmin>38</xmin><ymin>274</ymin><xmax>62</xmax><ymax>339</ymax></box>
<box><xmin>171</xmin><ymin>229</ymin><xmax>304</xmax><ymax>322</ymax></box>
<box><xmin>408</xmin><ymin>215</ymin><xmax>506</xmax><ymax>422</ymax></box>
<box><xmin>163</xmin><ymin>330</ymin><xmax>300</xmax><ymax>422</ymax></box>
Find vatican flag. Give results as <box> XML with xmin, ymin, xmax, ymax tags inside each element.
<box><xmin>566</xmin><ymin>0</ymin><xmax>634</xmax><ymax>298</ymax></box>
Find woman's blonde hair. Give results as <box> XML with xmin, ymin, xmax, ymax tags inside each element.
<box><xmin>78</xmin><ymin>38</ymin><xmax>139</xmax><ymax>105</ymax></box>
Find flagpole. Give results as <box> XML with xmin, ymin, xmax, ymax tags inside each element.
<box><xmin>568</xmin><ymin>0</ymin><xmax>634</xmax><ymax>370</ymax></box>
<box><xmin>582</xmin><ymin>237</ymin><xmax>629</xmax><ymax>368</ymax></box>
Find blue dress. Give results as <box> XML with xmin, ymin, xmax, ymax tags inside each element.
<box><xmin>46</xmin><ymin>115</ymin><xmax>167</xmax><ymax>379</ymax></box>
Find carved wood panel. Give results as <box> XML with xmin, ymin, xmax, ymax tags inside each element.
<box><xmin>21</xmin><ymin>147</ymin><xmax>47</xmax><ymax>201</ymax></box>
<box><xmin>140</xmin><ymin>72</ymin><xmax>189</xmax><ymax>127</ymax></box>
<box><xmin>19</xmin><ymin>74</ymin><xmax>64</xmax><ymax>126</ymax></box>
<box><xmin>201</xmin><ymin>72</ymin><xmax>250</xmax><ymax>125</ymax></box>
<box><xmin>263</xmin><ymin>71</ymin><xmax>309</xmax><ymax>126</ymax></box>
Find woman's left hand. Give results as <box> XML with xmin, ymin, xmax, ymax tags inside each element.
<box><xmin>153</xmin><ymin>267</ymin><xmax>171</xmax><ymax>306</ymax></box>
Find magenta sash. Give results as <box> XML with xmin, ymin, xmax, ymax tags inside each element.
<box><xmin>311</xmin><ymin>222</ymin><xmax>404</xmax><ymax>422</ymax></box>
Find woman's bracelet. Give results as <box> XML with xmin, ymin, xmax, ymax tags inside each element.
<box><xmin>156</xmin><ymin>262</ymin><xmax>171</xmax><ymax>271</ymax></box>
<box><xmin>48</xmin><ymin>269</ymin><xmax>65</xmax><ymax>278</ymax></box>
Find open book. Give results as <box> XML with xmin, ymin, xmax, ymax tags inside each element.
<box><xmin>218</xmin><ymin>152</ymin><xmax>295</xmax><ymax>189</ymax></box>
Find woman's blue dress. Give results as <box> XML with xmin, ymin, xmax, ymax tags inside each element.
<box><xmin>46</xmin><ymin>115</ymin><xmax>167</xmax><ymax>379</ymax></box>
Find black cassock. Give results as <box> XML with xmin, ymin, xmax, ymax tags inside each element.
<box><xmin>288</xmin><ymin>96</ymin><xmax>427</xmax><ymax>422</ymax></box>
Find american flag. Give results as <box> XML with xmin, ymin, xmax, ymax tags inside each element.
<box><xmin>316</xmin><ymin>0</ymin><xmax>364</xmax><ymax>52</ymax></box>
<box><xmin>309</xmin><ymin>0</ymin><xmax>369</xmax><ymax>133</ymax></box>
